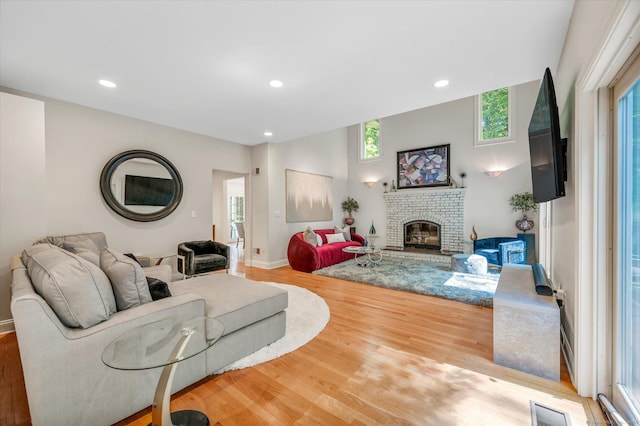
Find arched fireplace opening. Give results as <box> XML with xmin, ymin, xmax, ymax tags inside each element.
<box><xmin>404</xmin><ymin>220</ymin><xmax>441</xmax><ymax>250</ymax></box>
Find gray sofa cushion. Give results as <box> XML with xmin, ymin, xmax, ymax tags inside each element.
<box><xmin>100</xmin><ymin>248</ymin><xmax>152</xmax><ymax>311</ymax></box>
<box><xmin>170</xmin><ymin>274</ymin><xmax>288</xmax><ymax>339</ymax></box>
<box><xmin>61</xmin><ymin>238</ymin><xmax>102</xmax><ymax>266</ymax></box>
<box><xmin>194</xmin><ymin>253</ymin><xmax>227</xmax><ymax>273</ymax></box>
<box><xmin>35</xmin><ymin>232</ymin><xmax>107</xmax><ymax>257</ymax></box>
<box><xmin>21</xmin><ymin>243</ymin><xmax>116</xmax><ymax>328</ymax></box>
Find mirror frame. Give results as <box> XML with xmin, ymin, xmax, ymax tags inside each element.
<box><xmin>100</xmin><ymin>150</ymin><xmax>183</xmax><ymax>222</ymax></box>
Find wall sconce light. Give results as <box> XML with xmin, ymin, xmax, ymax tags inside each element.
<box><xmin>363</xmin><ymin>181</ymin><xmax>376</xmax><ymax>187</ymax></box>
<box><xmin>484</xmin><ymin>170</ymin><xmax>504</xmax><ymax>178</ymax></box>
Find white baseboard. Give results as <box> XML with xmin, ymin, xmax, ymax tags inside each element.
<box><xmin>560</xmin><ymin>320</ymin><xmax>575</xmax><ymax>385</ymax></box>
<box><xmin>245</xmin><ymin>258</ymin><xmax>289</xmax><ymax>270</ymax></box>
<box><xmin>0</xmin><ymin>319</ymin><xmax>15</xmax><ymax>334</ymax></box>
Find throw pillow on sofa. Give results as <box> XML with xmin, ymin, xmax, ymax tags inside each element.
<box><xmin>100</xmin><ymin>248</ymin><xmax>153</xmax><ymax>311</ymax></box>
<box><xmin>303</xmin><ymin>227</ymin><xmax>318</xmax><ymax>246</ymax></box>
<box><xmin>21</xmin><ymin>244</ymin><xmax>117</xmax><ymax>328</ymax></box>
<box><xmin>61</xmin><ymin>238</ymin><xmax>101</xmax><ymax>266</ymax></box>
<box><xmin>146</xmin><ymin>277</ymin><xmax>172</xmax><ymax>300</ymax></box>
<box><xmin>326</xmin><ymin>233</ymin><xmax>346</xmax><ymax>244</ymax></box>
<box><xmin>333</xmin><ymin>225</ymin><xmax>352</xmax><ymax>241</ymax></box>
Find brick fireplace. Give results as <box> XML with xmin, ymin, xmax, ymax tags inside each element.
<box><xmin>383</xmin><ymin>188</ymin><xmax>466</xmax><ymax>253</ymax></box>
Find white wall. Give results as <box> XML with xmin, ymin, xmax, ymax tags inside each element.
<box><xmin>347</xmin><ymin>80</ymin><xmax>540</xmax><ymax>249</ymax></box>
<box><xmin>1</xmin><ymin>87</ymin><xmax>251</xmax><ymax>259</ymax></box>
<box><xmin>550</xmin><ymin>0</ymin><xmax>624</xmax><ymax>356</ymax></box>
<box><xmin>248</xmin><ymin>129</ymin><xmax>349</xmax><ymax>268</ymax></box>
<box><xmin>212</xmin><ymin>171</ymin><xmax>246</xmax><ymax>243</ymax></box>
<box><xmin>551</xmin><ymin>0</ymin><xmax>638</xmax><ymax>398</ymax></box>
<box><xmin>0</xmin><ymin>92</ymin><xmax>46</xmax><ymax>327</ymax></box>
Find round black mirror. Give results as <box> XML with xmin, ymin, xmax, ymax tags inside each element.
<box><xmin>100</xmin><ymin>150</ymin><xmax>183</xmax><ymax>222</ymax></box>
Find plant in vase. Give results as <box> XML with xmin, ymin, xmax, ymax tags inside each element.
<box><xmin>509</xmin><ymin>192</ymin><xmax>538</xmax><ymax>232</ymax></box>
<box><xmin>341</xmin><ymin>196</ymin><xmax>359</xmax><ymax>225</ymax></box>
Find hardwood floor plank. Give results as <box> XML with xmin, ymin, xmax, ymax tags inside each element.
<box><xmin>1</xmin><ymin>260</ymin><xmax>603</xmax><ymax>425</ymax></box>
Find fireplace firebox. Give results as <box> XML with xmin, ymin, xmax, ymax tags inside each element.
<box><xmin>404</xmin><ymin>220</ymin><xmax>441</xmax><ymax>250</ymax></box>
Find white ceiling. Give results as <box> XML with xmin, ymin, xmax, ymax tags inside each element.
<box><xmin>0</xmin><ymin>1</ymin><xmax>575</xmax><ymax>146</ymax></box>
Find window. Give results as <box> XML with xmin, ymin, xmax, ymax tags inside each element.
<box><xmin>475</xmin><ymin>87</ymin><xmax>514</xmax><ymax>145</ymax></box>
<box><xmin>360</xmin><ymin>119</ymin><xmax>380</xmax><ymax>160</ymax></box>
<box><xmin>228</xmin><ymin>195</ymin><xmax>244</xmax><ymax>239</ymax></box>
<box><xmin>613</xmin><ymin>53</ymin><xmax>640</xmax><ymax>422</ymax></box>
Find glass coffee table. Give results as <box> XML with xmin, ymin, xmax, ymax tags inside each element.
<box><xmin>102</xmin><ymin>316</ymin><xmax>224</xmax><ymax>426</ymax></box>
<box><xmin>342</xmin><ymin>246</ymin><xmax>383</xmax><ymax>267</ymax></box>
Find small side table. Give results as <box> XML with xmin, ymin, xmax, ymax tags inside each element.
<box><xmin>102</xmin><ymin>317</ymin><xmax>224</xmax><ymax>426</ymax></box>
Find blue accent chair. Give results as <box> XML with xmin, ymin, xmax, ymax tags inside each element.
<box><xmin>473</xmin><ymin>237</ymin><xmax>527</xmax><ymax>266</ymax></box>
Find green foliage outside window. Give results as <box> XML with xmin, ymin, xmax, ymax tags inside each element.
<box><xmin>363</xmin><ymin>120</ymin><xmax>380</xmax><ymax>159</ymax></box>
<box><xmin>481</xmin><ymin>87</ymin><xmax>510</xmax><ymax>140</ymax></box>
<box><xmin>233</xmin><ymin>197</ymin><xmax>244</xmax><ymax>222</ymax></box>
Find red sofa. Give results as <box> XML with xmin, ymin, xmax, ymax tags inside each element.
<box><xmin>287</xmin><ymin>229</ymin><xmax>365</xmax><ymax>272</ymax></box>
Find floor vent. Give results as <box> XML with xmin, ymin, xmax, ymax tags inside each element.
<box><xmin>530</xmin><ymin>401</ymin><xmax>572</xmax><ymax>426</ymax></box>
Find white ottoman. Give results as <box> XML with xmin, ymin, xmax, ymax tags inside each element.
<box><xmin>451</xmin><ymin>253</ymin><xmax>487</xmax><ymax>275</ymax></box>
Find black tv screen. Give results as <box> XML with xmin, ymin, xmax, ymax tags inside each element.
<box><xmin>124</xmin><ymin>175</ymin><xmax>173</xmax><ymax>206</ymax></box>
<box><xmin>528</xmin><ymin>68</ymin><xmax>567</xmax><ymax>203</ymax></box>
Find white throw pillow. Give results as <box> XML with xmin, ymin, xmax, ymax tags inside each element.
<box><xmin>316</xmin><ymin>234</ymin><xmax>323</xmax><ymax>247</ymax></box>
<box><xmin>22</xmin><ymin>244</ymin><xmax>116</xmax><ymax>328</ymax></box>
<box><xmin>334</xmin><ymin>225</ymin><xmax>352</xmax><ymax>241</ymax></box>
<box><xmin>302</xmin><ymin>227</ymin><xmax>318</xmax><ymax>247</ymax></box>
<box><xmin>326</xmin><ymin>233</ymin><xmax>346</xmax><ymax>244</ymax></box>
<box><xmin>100</xmin><ymin>247</ymin><xmax>152</xmax><ymax>311</ymax></box>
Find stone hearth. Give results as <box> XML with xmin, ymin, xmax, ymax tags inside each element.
<box><xmin>383</xmin><ymin>188</ymin><xmax>466</xmax><ymax>253</ymax></box>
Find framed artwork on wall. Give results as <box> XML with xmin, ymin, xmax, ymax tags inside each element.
<box><xmin>397</xmin><ymin>144</ymin><xmax>450</xmax><ymax>189</ymax></box>
<box><xmin>285</xmin><ymin>169</ymin><xmax>333</xmax><ymax>222</ymax></box>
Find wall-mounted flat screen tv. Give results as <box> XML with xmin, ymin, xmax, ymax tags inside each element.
<box><xmin>528</xmin><ymin>67</ymin><xmax>567</xmax><ymax>203</ymax></box>
<box><xmin>124</xmin><ymin>175</ymin><xmax>173</xmax><ymax>206</ymax></box>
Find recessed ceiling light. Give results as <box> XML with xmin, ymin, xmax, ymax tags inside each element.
<box><xmin>269</xmin><ymin>80</ymin><xmax>283</xmax><ymax>88</ymax></box>
<box><xmin>99</xmin><ymin>79</ymin><xmax>117</xmax><ymax>88</ymax></box>
<box><xmin>264</xmin><ymin>131</ymin><xmax>273</xmax><ymax>137</ymax></box>
<box><xmin>434</xmin><ymin>80</ymin><xmax>449</xmax><ymax>88</ymax></box>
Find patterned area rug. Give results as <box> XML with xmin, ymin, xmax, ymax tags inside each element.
<box><xmin>313</xmin><ymin>257</ymin><xmax>500</xmax><ymax>307</ymax></box>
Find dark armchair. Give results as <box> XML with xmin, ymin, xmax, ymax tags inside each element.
<box><xmin>473</xmin><ymin>237</ymin><xmax>527</xmax><ymax>266</ymax></box>
<box><xmin>178</xmin><ymin>240</ymin><xmax>230</xmax><ymax>277</ymax></box>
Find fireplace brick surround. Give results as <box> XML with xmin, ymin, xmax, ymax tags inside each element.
<box><xmin>383</xmin><ymin>188</ymin><xmax>466</xmax><ymax>253</ymax></box>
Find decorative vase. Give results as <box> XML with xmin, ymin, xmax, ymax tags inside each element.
<box><xmin>391</xmin><ymin>179</ymin><xmax>396</xmax><ymax>192</ymax></box>
<box><xmin>516</xmin><ymin>215</ymin><xmax>534</xmax><ymax>232</ymax></box>
<box><xmin>470</xmin><ymin>226</ymin><xmax>477</xmax><ymax>241</ymax></box>
<box><xmin>369</xmin><ymin>221</ymin><xmax>376</xmax><ymax>235</ymax></box>
<box><xmin>344</xmin><ymin>217</ymin><xmax>355</xmax><ymax>226</ymax></box>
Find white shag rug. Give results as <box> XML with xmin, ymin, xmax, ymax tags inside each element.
<box><xmin>216</xmin><ymin>282</ymin><xmax>330</xmax><ymax>373</ymax></box>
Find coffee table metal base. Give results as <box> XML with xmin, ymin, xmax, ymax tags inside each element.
<box><xmin>342</xmin><ymin>247</ymin><xmax>382</xmax><ymax>267</ymax></box>
<box><xmin>354</xmin><ymin>251</ymin><xmax>382</xmax><ymax>267</ymax></box>
<box><xmin>149</xmin><ymin>410</ymin><xmax>209</xmax><ymax>426</ymax></box>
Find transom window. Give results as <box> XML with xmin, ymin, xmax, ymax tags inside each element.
<box><xmin>475</xmin><ymin>87</ymin><xmax>514</xmax><ymax>146</ymax></box>
<box><xmin>360</xmin><ymin>119</ymin><xmax>380</xmax><ymax>160</ymax></box>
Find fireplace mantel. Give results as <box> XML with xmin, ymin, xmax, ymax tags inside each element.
<box><xmin>383</xmin><ymin>188</ymin><xmax>466</xmax><ymax>253</ymax></box>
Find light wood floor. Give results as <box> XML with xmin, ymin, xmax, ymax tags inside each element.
<box><xmin>1</xmin><ymin>252</ymin><xmax>603</xmax><ymax>425</ymax></box>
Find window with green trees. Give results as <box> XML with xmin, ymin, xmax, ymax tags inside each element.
<box><xmin>361</xmin><ymin>119</ymin><xmax>380</xmax><ymax>160</ymax></box>
<box><xmin>476</xmin><ymin>87</ymin><xmax>513</xmax><ymax>145</ymax></box>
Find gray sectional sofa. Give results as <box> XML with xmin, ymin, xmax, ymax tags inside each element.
<box><xmin>10</xmin><ymin>232</ymin><xmax>288</xmax><ymax>426</ymax></box>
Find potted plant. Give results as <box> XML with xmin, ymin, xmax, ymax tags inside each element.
<box><xmin>509</xmin><ymin>192</ymin><xmax>538</xmax><ymax>232</ymax></box>
<box><xmin>341</xmin><ymin>196</ymin><xmax>359</xmax><ymax>225</ymax></box>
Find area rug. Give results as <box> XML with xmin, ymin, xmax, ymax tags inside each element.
<box><xmin>216</xmin><ymin>282</ymin><xmax>329</xmax><ymax>373</ymax></box>
<box><xmin>313</xmin><ymin>257</ymin><xmax>500</xmax><ymax>307</ymax></box>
